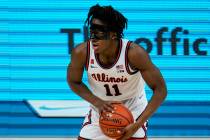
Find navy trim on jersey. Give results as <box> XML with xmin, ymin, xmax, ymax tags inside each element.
<box><xmin>135</xmin><ymin>113</ymin><xmax>148</xmax><ymax>139</ymax></box>
<box><xmin>81</xmin><ymin>109</ymin><xmax>92</xmax><ymax>128</ymax></box>
<box><xmin>85</xmin><ymin>41</ymin><xmax>90</xmax><ymax>70</ymax></box>
<box><xmin>125</xmin><ymin>41</ymin><xmax>139</xmax><ymax>75</ymax></box>
<box><xmin>94</xmin><ymin>39</ymin><xmax>122</xmax><ymax>69</ymax></box>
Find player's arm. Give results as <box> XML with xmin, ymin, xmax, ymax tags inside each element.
<box><xmin>67</xmin><ymin>43</ymin><xmax>114</xmax><ymax>112</ymax></box>
<box><xmin>128</xmin><ymin>43</ymin><xmax>167</xmax><ymax>128</ymax></box>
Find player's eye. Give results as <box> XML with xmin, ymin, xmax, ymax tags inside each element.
<box><xmin>90</xmin><ymin>31</ymin><xmax>107</xmax><ymax>40</ymax></box>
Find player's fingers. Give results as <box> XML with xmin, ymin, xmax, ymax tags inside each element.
<box><xmin>119</xmin><ymin>128</ymin><xmax>125</xmax><ymax>135</ymax></box>
<box><xmin>103</xmin><ymin>104</ymin><xmax>114</xmax><ymax>112</ymax></box>
<box><xmin>116</xmin><ymin>131</ymin><xmax>126</xmax><ymax>140</ymax></box>
<box><xmin>110</xmin><ymin>101</ymin><xmax>122</xmax><ymax>108</ymax></box>
<box><xmin>105</xmin><ymin>102</ymin><xmax>115</xmax><ymax>109</ymax></box>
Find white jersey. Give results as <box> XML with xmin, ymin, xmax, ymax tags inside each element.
<box><xmin>86</xmin><ymin>39</ymin><xmax>146</xmax><ymax>101</ymax></box>
<box><xmin>80</xmin><ymin>39</ymin><xmax>148</xmax><ymax>139</ymax></box>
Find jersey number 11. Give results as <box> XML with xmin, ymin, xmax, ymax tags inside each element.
<box><xmin>104</xmin><ymin>84</ymin><xmax>122</xmax><ymax>96</ymax></box>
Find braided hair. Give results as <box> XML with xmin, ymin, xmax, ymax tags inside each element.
<box><xmin>85</xmin><ymin>4</ymin><xmax>128</xmax><ymax>38</ymax></box>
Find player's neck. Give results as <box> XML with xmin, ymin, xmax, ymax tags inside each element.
<box><xmin>100</xmin><ymin>39</ymin><xmax>119</xmax><ymax>59</ymax></box>
<box><xmin>96</xmin><ymin>39</ymin><xmax>120</xmax><ymax>67</ymax></box>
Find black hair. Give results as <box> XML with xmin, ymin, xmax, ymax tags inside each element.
<box><xmin>85</xmin><ymin>4</ymin><xmax>128</xmax><ymax>38</ymax></box>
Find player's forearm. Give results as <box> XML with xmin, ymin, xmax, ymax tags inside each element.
<box><xmin>68</xmin><ymin>81</ymin><xmax>103</xmax><ymax>107</ymax></box>
<box><xmin>135</xmin><ymin>87</ymin><xmax>167</xmax><ymax>128</ymax></box>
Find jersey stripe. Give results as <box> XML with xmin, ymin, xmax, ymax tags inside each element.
<box><xmin>85</xmin><ymin>41</ymin><xmax>90</xmax><ymax>70</ymax></box>
<box><xmin>125</xmin><ymin>41</ymin><xmax>139</xmax><ymax>75</ymax></box>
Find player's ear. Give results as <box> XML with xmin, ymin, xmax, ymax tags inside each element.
<box><xmin>111</xmin><ymin>32</ymin><xmax>117</xmax><ymax>40</ymax></box>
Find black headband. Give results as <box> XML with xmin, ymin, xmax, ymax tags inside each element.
<box><xmin>90</xmin><ymin>23</ymin><xmax>109</xmax><ymax>32</ymax></box>
<box><xmin>89</xmin><ymin>24</ymin><xmax>109</xmax><ymax>40</ymax></box>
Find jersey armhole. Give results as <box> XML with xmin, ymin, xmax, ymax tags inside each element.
<box><xmin>85</xmin><ymin>41</ymin><xmax>90</xmax><ymax>71</ymax></box>
<box><xmin>125</xmin><ymin>41</ymin><xmax>139</xmax><ymax>75</ymax></box>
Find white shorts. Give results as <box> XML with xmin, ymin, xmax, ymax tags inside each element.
<box><xmin>78</xmin><ymin>94</ymin><xmax>148</xmax><ymax>140</ymax></box>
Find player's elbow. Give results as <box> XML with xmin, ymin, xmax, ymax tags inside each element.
<box><xmin>157</xmin><ymin>83</ymin><xmax>167</xmax><ymax>101</ymax></box>
<box><xmin>67</xmin><ymin>78</ymin><xmax>73</xmax><ymax>87</ymax></box>
<box><xmin>161</xmin><ymin>88</ymin><xmax>167</xmax><ymax>101</ymax></box>
<box><xmin>68</xmin><ymin>82</ymin><xmax>78</xmax><ymax>93</ymax></box>
<box><xmin>67</xmin><ymin>77</ymin><xmax>82</xmax><ymax>92</ymax></box>
<box><xmin>153</xmin><ymin>87</ymin><xmax>167</xmax><ymax>103</ymax></box>
<box><xmin>153</xmin><ymin>80</ymin><xmax>167</xmax><ymax>101</ymax></box>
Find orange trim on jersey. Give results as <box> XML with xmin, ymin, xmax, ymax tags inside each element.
<box><xmin>125</xmin><ymin>41</ymin><xmax>139</xmax><ymax>75</ymax></box>
<box><xmin>94</xmin><ymin>39</ymin><xmax>122</xmax><ymax>69</ymax></box>
<box><xmin>85</xmin><ymin>41</ymin><xmax>90</xmax><ymax>70</ymax></box>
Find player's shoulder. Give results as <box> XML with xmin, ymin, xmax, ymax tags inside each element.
<box><xmin>71</xmin><ymin>42</ymin><xmax>88</xmax><ymax>65</ymax></box>
<box><xmin>128</xmin><ymin>42</ymin><xmax>148</xmax><ymax>58</ymax></box>
<box><xmin>127</xmin><ymin>41</ymin><xmax>151</xmax><ymax>69</ymax></box>
<box><xmin>72</xmin><ymin>42</ymin><xmax>87</xmax><ymax>56</ymax></box>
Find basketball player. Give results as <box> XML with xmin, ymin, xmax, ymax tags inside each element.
<box><xmin>67</xmin><ymin>4</ymin><xmax>167</xmax><ymax>140</ymax></box>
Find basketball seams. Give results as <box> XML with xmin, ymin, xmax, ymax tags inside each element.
<box><xmin>123</xmin><ymin>106</ymin><xmax>134</xmax><ymax>123</ymax></box>
<box><xmin>100</xmin><ymin>112</ymin><xmax>130</xmax><ymax>127</ymax></box>
<box><xmin>112</xmin><ymin>103</ymin><xmax>134</xmax><ymax>123</ymax></box>
<box><xmin>99</xmin><ymin>103</ymin><xmax>134</xmax><ymax>138</ymax></box>
<box><xmin>99</xmin><ymin>124</ymin><xmax>124</xmax><ymax>138</ymax></box>
<box><xmin>111</xmin><ymin>112</ymin><xmax>131</xmax><ymax>124</ymax></box>
<box><xmin>100</xmin><ymin>122</ymin><xmax>127</xmax><ymax>127</ymax></box>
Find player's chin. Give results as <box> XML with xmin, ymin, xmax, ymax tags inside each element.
<box><xmin>94</xmin><ymin>51</ymin><xmax>99</xmax><ymax>54</ymax></box>
<box><xmin>93</xmin><ymin>48</ymin><xmax>103</xmax><ymax>54</ymax></box>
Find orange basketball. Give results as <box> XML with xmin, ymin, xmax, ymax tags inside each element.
<box><xmin>99</xmin><ymin>103</ymin><xmax>134</xmax><ymax>139</ymax></box>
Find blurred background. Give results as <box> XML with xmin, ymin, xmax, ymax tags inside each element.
<box><xmin>1</xmin><ymin>0</ymin><xmax>210</xmax><ymax>138</ymax></box>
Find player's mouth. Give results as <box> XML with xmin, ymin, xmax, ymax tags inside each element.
<box><xmin>92</xmin><ymin>44</ymin><xmax>99</xmax><ymax>51</ymax></box>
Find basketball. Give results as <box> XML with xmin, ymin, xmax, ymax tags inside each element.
<box><xmin>99</xmin><ymin>103</ymin><xmax>134</xmax><ymax>139</ymax></box>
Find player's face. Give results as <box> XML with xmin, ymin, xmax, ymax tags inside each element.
<box><xmin>89</xmin><ymin>19</ymin><xmax>113</xmax><ymax>54</ymax></box>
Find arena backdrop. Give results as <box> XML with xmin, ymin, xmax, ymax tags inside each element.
<box><xmin>1</xmin><ymin>0</ymin><xmax>210</xmax><ymax>138</ymax></box>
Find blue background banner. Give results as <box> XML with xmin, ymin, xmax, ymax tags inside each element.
<box><xmin>1</xmin><ymin>0</ymin><xmax>210</xmax><ymax>137</ymax></box>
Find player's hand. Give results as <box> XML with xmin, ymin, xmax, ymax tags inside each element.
<box><xmin>117</xmin><ymin>122</ymin><xmax>140</xmax><ymax>140</ymax></box>
<box><xmin>94</xmin><ymin>100</ymin><xmax>121</xmax><ymax>114</ymax></box>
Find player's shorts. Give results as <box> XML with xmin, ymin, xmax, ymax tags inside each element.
<box><xmin>78</xmin><ymin>94</ymin><xmax>148</xmax><ymax>140</ymax></box>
